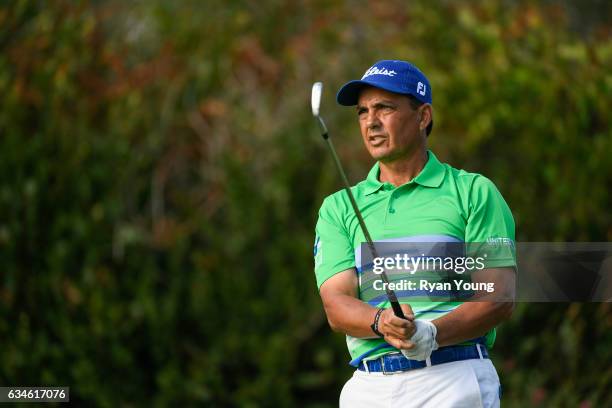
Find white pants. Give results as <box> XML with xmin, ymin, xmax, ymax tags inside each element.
<box><xmin>340</xmin><ymin>359</ymin><xmax>501</xmax><ymax>408</ymax></box>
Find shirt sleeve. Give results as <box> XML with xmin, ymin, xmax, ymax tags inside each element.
<box><xmin>465</xmin><ymin>176</ymin><xmax>516</xmax><ymax>268</ymax></box>
<box><xmin>314</xmin><ymin>196</ymin><xmax>356</xmax><ymax>289</ymax></box>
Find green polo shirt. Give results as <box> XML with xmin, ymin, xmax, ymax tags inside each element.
<box><xmin>314</xmin><ymin>150</ymin><xmax>515</xmax><ymax>365</ymax></box>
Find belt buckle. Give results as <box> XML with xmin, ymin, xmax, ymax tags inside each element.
<box><xmin>381</xmin><ymin>355</ymin><xmax>404</xmax><ymax>375</ymax></box>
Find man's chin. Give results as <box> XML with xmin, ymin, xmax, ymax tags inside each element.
<box><xmin>368</xmin><ymin>147</ymin><xmax>423</xmax><ymax>163</ymax></box>
<box><xmin>370</xmin><ymin>151</ymin><xmax>398</xmax><ymax>163</ymax></box>
<box><xmin>368</xmin><ymin>148</ymin><xmax>391</xmax><ymax>161</ymax></box>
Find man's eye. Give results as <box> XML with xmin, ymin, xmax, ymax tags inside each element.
<box><xmin>357</xmin><ymin>109</ymin><xmax>367</xmax><ymax>116</ymax></box>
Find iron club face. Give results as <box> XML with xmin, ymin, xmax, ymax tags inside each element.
<box><xmin>311</xmin><ymin>82</ymin><xmax>328</xmax><ymax>137</ymax></box>
<box><xmin>311</xmin><ymin>82</ymin><xmax>323</xmax><ymax>117</ymax></box>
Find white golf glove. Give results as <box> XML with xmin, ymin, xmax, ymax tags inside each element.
<box><xmin>400</xmin><ymin>320</ymin><xmax>439</xmax><ymax>361</ymax></box>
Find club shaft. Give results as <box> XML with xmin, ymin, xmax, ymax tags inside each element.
<box><xmin>319</xmin><ymin>119</ymin><xmax>405</xmax><ymax>319</ymax></box>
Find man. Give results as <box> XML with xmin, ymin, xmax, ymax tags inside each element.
<box><xmin>313</xmin><ymin>60</ymin><xmax>516</xmax><ymax>407</ymax></box>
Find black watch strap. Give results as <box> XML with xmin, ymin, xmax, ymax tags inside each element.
<box><xmin>370</xmin><ymin>308</ymin><xmax>385</xmax><ymax>338</ymax></box>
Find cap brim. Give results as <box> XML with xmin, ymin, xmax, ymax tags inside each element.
<box><xmin>336</xmin><ymin>79</ymin><xmax>407</xmax><ymax>106</ymax></box>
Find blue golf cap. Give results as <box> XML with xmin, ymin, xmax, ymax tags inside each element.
<box><xmin>336</xmin><ymin>60</ymin><xmax>432</xmax><ymax>106</ymax></box>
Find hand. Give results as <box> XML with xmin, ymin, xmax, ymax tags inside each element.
<box><xmin>400</xmin><ymin>320</ymin><xmax>439</xmax><ymax>361</ymax></box>
<box><xmin>378</xmin><ymin>304</ymin><xmax>416</xmax><ymax>350</ymax></box>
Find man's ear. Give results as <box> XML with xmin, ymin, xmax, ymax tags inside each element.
<box><xmin>418</xmin><ymin>104</ymin><xmax>432</xmax><ymax>131</ymax></box>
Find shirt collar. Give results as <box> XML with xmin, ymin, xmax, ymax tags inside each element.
<box><xmin>364</xmin><ymin>150</ymin><xmax>446</xmax><ymax>195</ymax></box>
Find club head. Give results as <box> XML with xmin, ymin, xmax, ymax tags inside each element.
<box><xmin>311</xmin><ymin>82</ymin><xmax>323</xmax><ymax>117</ymax></box>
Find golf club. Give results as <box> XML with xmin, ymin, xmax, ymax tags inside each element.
<box><xmin>311</xmin><ymin>82</ymin><xmax>406</xmax><ymax>319</ymax></box>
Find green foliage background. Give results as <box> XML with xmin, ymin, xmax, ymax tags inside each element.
<box><xmin>0</xmin><ymin>0</ymin><xmax>610</xmax><ymax>406</ymax></box>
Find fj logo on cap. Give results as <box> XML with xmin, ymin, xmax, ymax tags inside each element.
<box><xmin>417</xmin><ymin>82</ymin><xmax>427</xmax><ymax>96</ymax></box>
<box><xmin>362</xmin><ymin>66</ymin><xmax>397</xmax><ymax>79</ymax></box>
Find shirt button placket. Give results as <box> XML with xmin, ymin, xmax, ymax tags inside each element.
<box><xmin>388</xmin><ymin>192</ymin><xmax>396</xmax><ymax>215</ymax></box>
<box><xmin>384</xmin><ymin>186</ymin><xmax>396</xmax><ymax>226</ymax></box>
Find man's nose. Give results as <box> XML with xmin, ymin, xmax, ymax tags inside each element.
<box><xmin>366</xmin><ymin>111</ymin><xmax>381</xmax><ymax>129</ymax></box>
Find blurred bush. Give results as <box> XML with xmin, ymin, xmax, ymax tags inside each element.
<box><xmin>0</xmin><ymin>0</ymin><xmax>610</xmax><ymax>406</ymax></box>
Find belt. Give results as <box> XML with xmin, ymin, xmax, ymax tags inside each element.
<box><xmin>357</xmin><ymin>344</ymin><xmax>488</xmax><ymax>374</ymax></box>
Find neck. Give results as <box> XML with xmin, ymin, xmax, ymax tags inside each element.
<box><xmin>379</xmin><ymin>149</ymin><xmax>428</xmax><ymax>187</ymax></box>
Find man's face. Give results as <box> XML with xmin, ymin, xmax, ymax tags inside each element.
<box><xmin>356</xmin><ymin>86</ymin><xmax>427</xmax><ymax>163</ymax></box>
